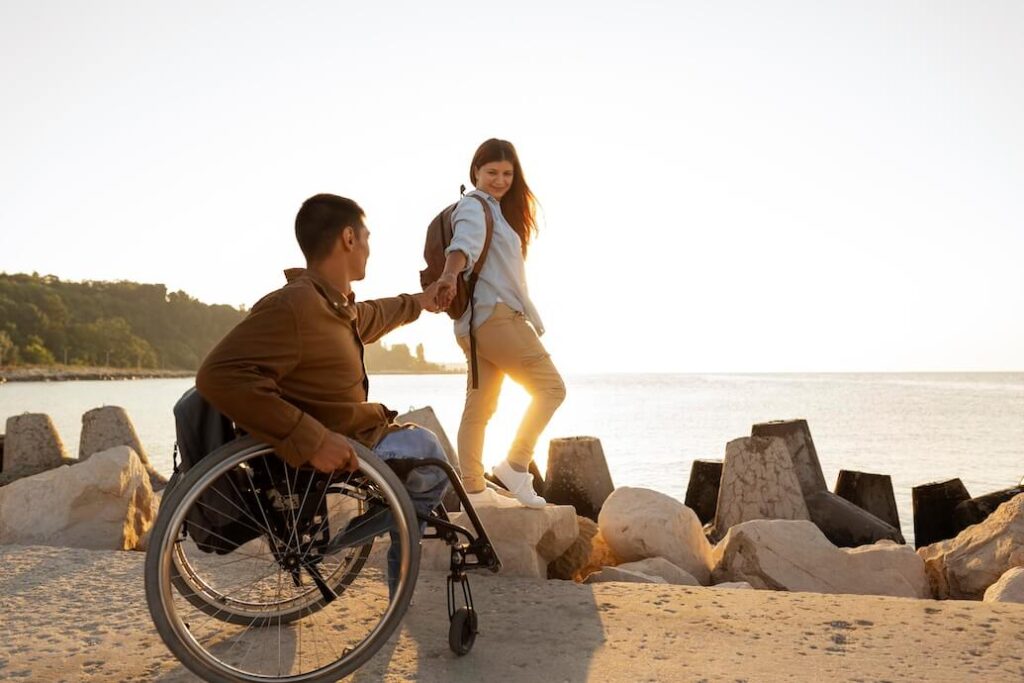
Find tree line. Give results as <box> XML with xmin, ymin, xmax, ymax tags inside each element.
<box><xmin>0</xmin><ymin>273</ymin><xmax>450</xmax><ymax>373</ymax></box>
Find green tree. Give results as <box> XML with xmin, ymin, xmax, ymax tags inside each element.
<box><xmin>0</xmin><ymin>329</ymin><xmax>13</xmax><ymax>365</ymax></box>
<box><xmin>21</xmin><ymin>335</ymin><xmax>56</xmax><ymax>364</ymax></box>
<box><xmin>68</xmin><ymin>317</ymin><xmax>157</xmax><ymax>368</ymax></box>
<box><xmin>0</xmin><ymin>273</ymin><xmax>245</xmax><ymax>369</ymax></box>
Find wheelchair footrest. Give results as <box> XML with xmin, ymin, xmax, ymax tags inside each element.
<box><xmin>450</xmin><ymin>540</ymin><xmax>501</xmax><ymax>575</ymax></box>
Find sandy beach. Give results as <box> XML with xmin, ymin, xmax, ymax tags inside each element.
<box><xmin>1</xmin><ymin>544</ymin><xmax>1022</xmax><ymax>682</ymax></box>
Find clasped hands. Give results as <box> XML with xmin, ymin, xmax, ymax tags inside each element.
<box><xmin>415</xmin><ymin>273</ymin><xmax>458</xmax><ymax>313</ymax></box>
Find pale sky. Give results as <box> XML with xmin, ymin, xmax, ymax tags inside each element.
<box><xmin>2</xmin><ymin>1</ymin><xmax>1022</xmax><ymax>372</ymax></box>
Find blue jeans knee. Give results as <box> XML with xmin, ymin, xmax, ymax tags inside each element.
<box><xmin>372</xmin><ymin>425</ymin><xmax>452</xmax><ymax>597</ymax></box>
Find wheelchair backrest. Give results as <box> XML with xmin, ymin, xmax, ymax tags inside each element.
<box><xmin>171</xmin><ymin>387</ymin><xmax>260</xmax><ymax>554</ymax></box>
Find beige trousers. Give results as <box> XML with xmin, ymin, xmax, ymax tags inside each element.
<box><xmin>456</xmin><ymin>303</ymin><xmax>566</xmax><ymax>492</ymax></box>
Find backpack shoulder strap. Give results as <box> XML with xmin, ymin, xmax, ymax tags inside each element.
<box><xmin>464</xmin><ymin>194</ymin><xmax>495</xmax><ymax>391</ymax></box>
<box><xmin>466</xmin><ymin>194</ymin><xmax>495</xmax><ymax>275</ymax></box>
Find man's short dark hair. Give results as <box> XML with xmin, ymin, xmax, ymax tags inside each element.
<box><xmin>295</xmin><ymin>194</ymin><xmax>365</xmax><ymax>263</ymax></box>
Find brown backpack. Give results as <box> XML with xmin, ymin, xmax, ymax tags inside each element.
<box><xmin>420</xmin><ymin>189</ymin><xmax>495</xmax><ymax>387</ymax></box>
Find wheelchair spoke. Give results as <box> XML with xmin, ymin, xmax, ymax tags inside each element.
<box><xmin>298</xmin><ymin>470</ymin><xmax>379</xmax><ymax>566</ymax></box>
<box><xmin>221</xmin><ymin>611</ymin><xmax>266</xmax><ymax>665</ymax></box>
<box><xmin>241</xmin><ymin>465</ymin><xmax>287</xmax><ymax>555</ymax></box>
<box><xmin>197</xmin><ymin>475</ymin><xmax>280</xmax><ymax>540</ymax></box>
<box><xmin>176</xmin><ymin>564</ymin><xmax>284</xmax><ymax>613</ymax></box>
<box><xmin>296</xmin><ymin>469</ymin><xmax>350</xmax><ymax>565</ymax></box>
<box><xmin>276</xmin><ymin>572</ymin><xmax>284</xmax><ymax>678</ymax></box>
<box><xmin>176</xmin><ymin>518</ymin><xmax>281</xmax><ymax>561</ymax></box>
<box><xmin>176</xmin><ymin>545</ymin><xmax>271</xmax><ymax>571</ymax></box>
<box><xmin>280</xmin><ymin>459</ymin><xmax>310</xmax><ymax>555</ymax></box>
<box><xmin>191</xmin><ymin>495</ymin><xmax>275</xmax><ymax>542</ymax></box>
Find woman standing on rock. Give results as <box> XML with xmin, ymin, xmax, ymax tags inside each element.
<box><xmin>434</xmin><ymin>138</ymin><xmax>565</xmax><ymax>509</ymax></box>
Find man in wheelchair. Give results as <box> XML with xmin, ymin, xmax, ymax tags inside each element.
<box><xmin>195</xmin><ymin>193</ymin><xmax>451</xmax><ymax>593</ymax></box>
<box><xmin>147</xmin><ymin>193</ymin><xmax>500</xmax><ymax>681</ymax></box>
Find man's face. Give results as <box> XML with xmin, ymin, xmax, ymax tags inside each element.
<box><xmin>347</xmin><ymin>222</ymin><xmax>371</xmax><ymax>281</ymax></box>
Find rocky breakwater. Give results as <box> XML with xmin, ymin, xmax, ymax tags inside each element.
<box><xmin>560</xmin><ymin>486</ymin><xmax>933</xmax><ymax>599</ymax></box>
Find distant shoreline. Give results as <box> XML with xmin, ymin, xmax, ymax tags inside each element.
<box><xmin>0</xmin><ymin>365</ymin><xmax>465</xmax><ymax>383</ymax></box>
<box><xmin>0</xmin><ymin>366</ymin><xmax>195</xmax><ymax>383</ymax></box>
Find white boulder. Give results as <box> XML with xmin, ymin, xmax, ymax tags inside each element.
<box><xmin>617</xmin><ymin>557</ymin><xmax>701</xmax><ymax>586</ymax></box>
<box><xmin>583</xmin><ymin>566</ymin><xmax>667</xmax><ymax>584</ymax></box>
<box><xmin>0</xmin><ymin>446</ymin><xmax>155</xmax><ymax>550</ymax></box>
<box><xmin>711</xmin><ymin>519</ymin><xmax>930</xmax><ymax>598</ymax></box>
<box><xmin>918</xmin><ymin>494</ymin><xmax>1024</xmax><ymax>599</ymax></box>
<box><xmin>983</xmin><ymin>567</ymin><xmax>1024</xmax><ymax>604</ymax></box>
<box><xmin>421</xmin><ymin>504</ymin><xmax>578</xmax><ymax>579</ymax></box>
<box><xmin>598</xmin><ymin>487</ymin><xmax>712</xmax><ymax>584</ymax></box>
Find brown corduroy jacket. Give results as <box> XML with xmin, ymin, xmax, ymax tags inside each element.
<box><xmin>195</xmin><ymin>268</ymin><xmax>422</xmax><ymax>467</ymax></box>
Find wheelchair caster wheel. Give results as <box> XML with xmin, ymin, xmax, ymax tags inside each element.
<box><xmin>448</xmin><ymin>607</ymin><xmax>478</xmax><ymax>656</ymax></box>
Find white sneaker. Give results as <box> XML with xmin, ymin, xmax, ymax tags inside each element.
<box><xmin>493</xmin><ymin>460</ymin><xmax>547</xmax><ymax>509</ymax></box>
<box><xmin>466</xmin><ymin>486</ymin><xmax>522</xmax><ymax>509</ymax></box>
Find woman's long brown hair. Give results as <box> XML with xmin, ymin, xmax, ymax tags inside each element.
<box><xmin>470</xmin><ymin>138</ymin><xmax>538</xmax><ymax>256</ymax></box>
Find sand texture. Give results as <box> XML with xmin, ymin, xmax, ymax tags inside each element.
<box><xmin>1</xmin><ymin>545</ymin><xmax>1023</xmax><ymax>682</ymax></box>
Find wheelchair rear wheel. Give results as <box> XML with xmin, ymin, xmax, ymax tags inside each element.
<box><xmin>145</xmin><ymin>435</ymin><xmax>420</xmax><ymax>683</ymax></box>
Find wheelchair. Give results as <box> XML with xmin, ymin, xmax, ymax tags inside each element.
<box><xmin>144</xmin><ymin>434</ymin><xmax>501</xmax><ymax>683</ymax></box>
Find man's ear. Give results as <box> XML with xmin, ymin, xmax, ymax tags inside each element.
<box><xmin>340</xmin><ymin>225</ymin><xmax>356</xmax><ymax>250</ymax></box>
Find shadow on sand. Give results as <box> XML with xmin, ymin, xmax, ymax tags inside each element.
<box><xmin>353</xmin><ymin>570</ymin><xmax>606</xmax><ymax>682</ymax></box>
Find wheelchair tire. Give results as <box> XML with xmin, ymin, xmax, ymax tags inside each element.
<box><xmin>448</xmin><ymin>607</ymin><xmax>478</xmax><ymax>656</ymax></box>
<box><xmin>145</xmin><ymin>435</ymin><xmax>421</xmax><ymax>683</ymax></box>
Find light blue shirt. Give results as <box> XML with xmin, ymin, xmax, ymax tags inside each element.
<box><xmin>445</xmin><ymin>190</ymin><xmax>545</xmax><ymax>338</ymax></box>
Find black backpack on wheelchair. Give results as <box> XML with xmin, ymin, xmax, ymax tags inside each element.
<box><xmin>170</xmin><ymin>387</ymin><xmax>263</xmax><ymax>554</ymax></box>
<box><xmin>171</xmin><ymin>387</ymin><xmax>335</xmax><ymax>556</ymax></box>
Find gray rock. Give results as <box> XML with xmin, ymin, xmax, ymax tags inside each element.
<box><xmin>544</xmin><ymin>436</ymin><xmax>615</xmax><ymax>522</ymax></box>
<box><xmin>79</xmin><ymin>406</ymin><xmax>167</xmax><ymax>490</ymax></box>
<box><xmin>711</xmin><ymin>436</ymin><xmax>809</xmax><ymax>541</ymax></box>
<box><xmin>749</xmin><ymin>420</ymin><xmax>904</xmax><ymax>547</ymax></box>
<box><xmin>712</xmin><ymin>519</ymin><xmax>929</xmax><ymax>598</ymax></box>
<box><xmin>835</xmin><ymin>470</ymin><xmax>901</xmax><ymax>530</ymax></box>
<box><xmin>684</xmin><ymin>459</ymin><xmax>722</xmax><ymax>525</ymax></box>
<box><xmin>3</xmin><ymin>413</ymin><xmax>68</xmax><ymax>475</ymax></box>
<box><xmin>750</xmin><ymin>419</ymin><xmax>826</xmax><ymax>497</ymax></box>
<box><xmin>79</xmin><ymin>406</ymin><xmax>148</xmax><ymax>460</ymax></box>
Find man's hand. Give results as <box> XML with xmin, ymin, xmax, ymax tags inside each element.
<box><xmin>417</xmin><ymin>281</ymin><xmax>442</xmax><ymax>313</ymax></box>
<box><xmin>307</xmin><ymin>431</ymin><xmax>359</xmax><ymax>474</ymax></box>
<box><xmin>434</xmin><ymin>272</ymin><xmax>458</xmax><ymax>311</ymax></box>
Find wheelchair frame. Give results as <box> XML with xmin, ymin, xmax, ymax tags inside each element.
<box><xmin>145</xmin><ymin>436</ymin><xmax>502</xmax><ymax>683</ymax></box>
